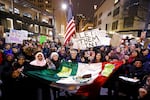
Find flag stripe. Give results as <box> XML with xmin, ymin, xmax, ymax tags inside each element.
<box><xmin>64</xmin><ymin>19</ymin><xmax>75</xmax><ymax>45</ymax></box>
<box><xmin>64</xmin><ymin>28</ymin><xmax>75</xmax><ymax>44</ymax></box>
<box><xmin>66</xmin><ymin>19</ymin><xmax>75</xmax><ymax>31</ymax></box>
<box><xmin>65</xmin><ymin>20</ymin><xmax>75</xmax><ymax>37</ymax></box>
<box><xmin>64</xmin><ymin>0</ymin><xmax>76</xmax><ymax>45</ymax></box>
<box><xmin>65</xmin><ymin>19</ymin><xmax>75</xmax><ymax>38</ymax></box>
<box><xmin>65</xmin><ymin>27</ymin><xmax>76</xmax><ymax>39</ymax></box>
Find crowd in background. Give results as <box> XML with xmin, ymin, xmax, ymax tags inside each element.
<box><xmin>0</xmin><ymin>37</ymin><xmax>150</xmax><ymax>100</ymax></box>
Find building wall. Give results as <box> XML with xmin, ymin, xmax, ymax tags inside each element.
<box><xmin>0</xmin><ymin>0</ymin><xmax>54</xmax><ymax>40</ymax></box>
<box><xmin>29</xmin><ymin>0</ymin><xmax>67</xmax><ymax>38</ymax></box>
<box><xmin>94</xmin><ymin>0</ymin><xmax>150</xmax><ymax>37</ymax></box>
<box><xmin>29</xmin><ymin>0</ymin><xmax>53</xmax><ymax>13</ymax></box>
<box><xmin>94</xmin><ymin>0</ymin><xmax>114</xmax><ymax>32</ymax></box>
<box><xmin>53</xmin><ymin>0</ymin><xmax>66</xmax><ymax>37</ymax></box>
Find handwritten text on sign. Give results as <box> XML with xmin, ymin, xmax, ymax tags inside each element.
<box><xmin>5</xmin><ymin>29</ymin><xmax>28</xmax><ymax>44</ymax></box>
<box><xmin>73</xmin><ymin>29</ymin><xmax>110</xmax><ymax>50</ymax></box>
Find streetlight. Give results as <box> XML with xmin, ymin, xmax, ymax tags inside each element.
<box><xmin>61</xmin><ymin>3</ymin><xmax>67</xmax><ymax>10</ymax></box>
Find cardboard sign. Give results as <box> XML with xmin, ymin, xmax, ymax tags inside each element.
<box><xmin>110</xmin><ymin>33</ymin><xmax>122</xmax><ymax>47</ymax></box>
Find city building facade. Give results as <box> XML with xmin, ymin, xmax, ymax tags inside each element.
<box><xmin>94</xmin><ymin>0</ymin><xmax>150</xmax><ymax>38</ymax></box>
<box><xmin>0</xmin><ymin>0</ymin><xmax>67</xmax><ymax>41</ymax></box>
<box><xmin>0</xmin><ymin>0</ymin><xmax>54</xmax><ymax>40</ymax></box>
<box><xmin>29</xmin><ymin>0</ymin><xmax>67</xmax><ymax>39</ymax></box>
<box><xmin>76</xmin><ymin>14</ymin><xmax>94</xmax><ymax>32</ymax></box>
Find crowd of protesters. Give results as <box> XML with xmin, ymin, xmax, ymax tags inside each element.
<box><xmin>0</xmin><ymin>37</ymin><xmax>150</xmax><ymax>100</ymax></box>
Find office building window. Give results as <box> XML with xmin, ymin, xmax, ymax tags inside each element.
<box><xmin>123</xmin><ymin>17</ymin><xmax>134</xmax><ymax>28</ymax></box>
<box><xmin>30</xmin><ymin>0</ymin><xmax>36</xmax><ymax>2</ymax></box>
<box><xmin>94</xmin><ymin>16</ymin><xmax>97</xmax><ymax>26</ymax></box>
<box><xmin>106</xmin><ymin>24</ymin><xmax>108</xmax><ymax>30</ymax></box>
<box><xmin>38</xmin><ymin>0</ymin><xmax>43</xmax><ymax>3</ymax></box>
<box><xmin>38</xmin><ymin>4</ymin><xmax>44</xmax><ymax>8</ymax></box>
<box><xmin>46</xmin><ymin>4</ymin><xmax>52</xmax><ymax>8</ymax></box>
<box><xmin>15</xmin><ymin>20</ymin><xmax>22</xmax><ymax>30</ymax></box>
<box><xmin>98</xmin><ymin>20</ymin><xmax>102</xmax><ymax>25</ymax></box>
<box><xmin>6</xmin><ymin>18</ymin><xmax>13</xmax><ymax>29</ymax></box>
<box><xmin>0</xmin><ymin>19</ymin><xmax>2</xmax><ymax>25</ymax></box>
<box><xmin>107</xmin><ymin>11</ymin><xmax>112</xmax><ymax>16</ymax></box>
<box><xmin>34</xmin><ymin>24</ymin><xmax>39</xmax><ymax>33</ymax></box>
<box><xmin>0</xmin><ymin>3</ymin><xmax>5</xmax><ymax>11</ymax></box>
<box><xmin>112</xmin><ymin>20</ymin><xmax>118</xmax><ymax>30</ymax></box>
<box><xmin>99</xmin><ymin>12</ymin><xmax>102</xmax><ymax>18</ymax></box>
<box><xmin>113</xmin><ymin>7</ymin><xmax>120</xmax><ymax>17</ymax></box>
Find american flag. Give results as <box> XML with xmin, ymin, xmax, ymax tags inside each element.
<box><xmin>64</xmin><ymin>0</ymin><xmax>76</xmax><ymax>45</ymax></box>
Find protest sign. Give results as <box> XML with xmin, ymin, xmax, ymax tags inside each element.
<box><xmin>5</xmin><ymin>29</ymin><xmax>28</xmax><ymax>44</ymax></box>
<box><xmin>73</xmin><ymin>29</ymin><xmax>110</xmax><ymax>50</ymax></box>
<box><xmin>110</xmin><ymin>33</ymin><xmax>122</xmax><ymax>47</ymax></box>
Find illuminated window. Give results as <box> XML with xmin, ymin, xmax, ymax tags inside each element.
<box><xmin>0</xmin><ymin>3</ymin><xmax>5</xmax><ymax>11</ymax></box>
<box><xmin>6</xmin><ymin>18</ymin><xmax>13</xmax><ymax>29</ymax></box>
<box><xmin>34</xmin><ymin>25</ymin><xmax>39</xmax><ymax>33</ymax></box>
<box><xmin>14</xmin><ymin>8</ymin><xmax>20</xmax><ymax>14</ymax></box>
<box><xmin>114</xmin><ymin>0</ymin><xmax>120</xmax><ymax>4</ymax></box>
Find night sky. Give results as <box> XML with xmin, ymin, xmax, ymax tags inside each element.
<box><xmin>72</xmin><ymin>0</ymin><xmax>102</xmax><ymax>20</ymax></box>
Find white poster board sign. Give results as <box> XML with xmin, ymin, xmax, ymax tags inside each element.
<box><xmin>20</xmin><ymin>30</ymin><xmax>28</xmax><ymax>40</ymax></box>
<box><xmin>73</xmin><ymin>29</ymin><xmax>110</xmax><ymax>50</ymax></box>
<box><xmin>5</xmin><ymin>29</ymin><xmax>28</xmax><ymax>44</ymax></box>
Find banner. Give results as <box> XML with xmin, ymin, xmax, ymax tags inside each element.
<box><xmin>20</xmin><ymin>30</ymin><xmax>28</xmax><ymax>40</ymax></box>
<box><xmin>56</xmin><ymin>62</ymin><xmax>102</xmax><ymax>84</ymax></box>
<box><xmin>72</xmin><ymin>29</ymin><xmax>111</xmax><ymax>50</ymax></box>
<box><xmin>26</xmin><ymin>61</ymin><xmax>123</xmax><ymax>85</ymax></box>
